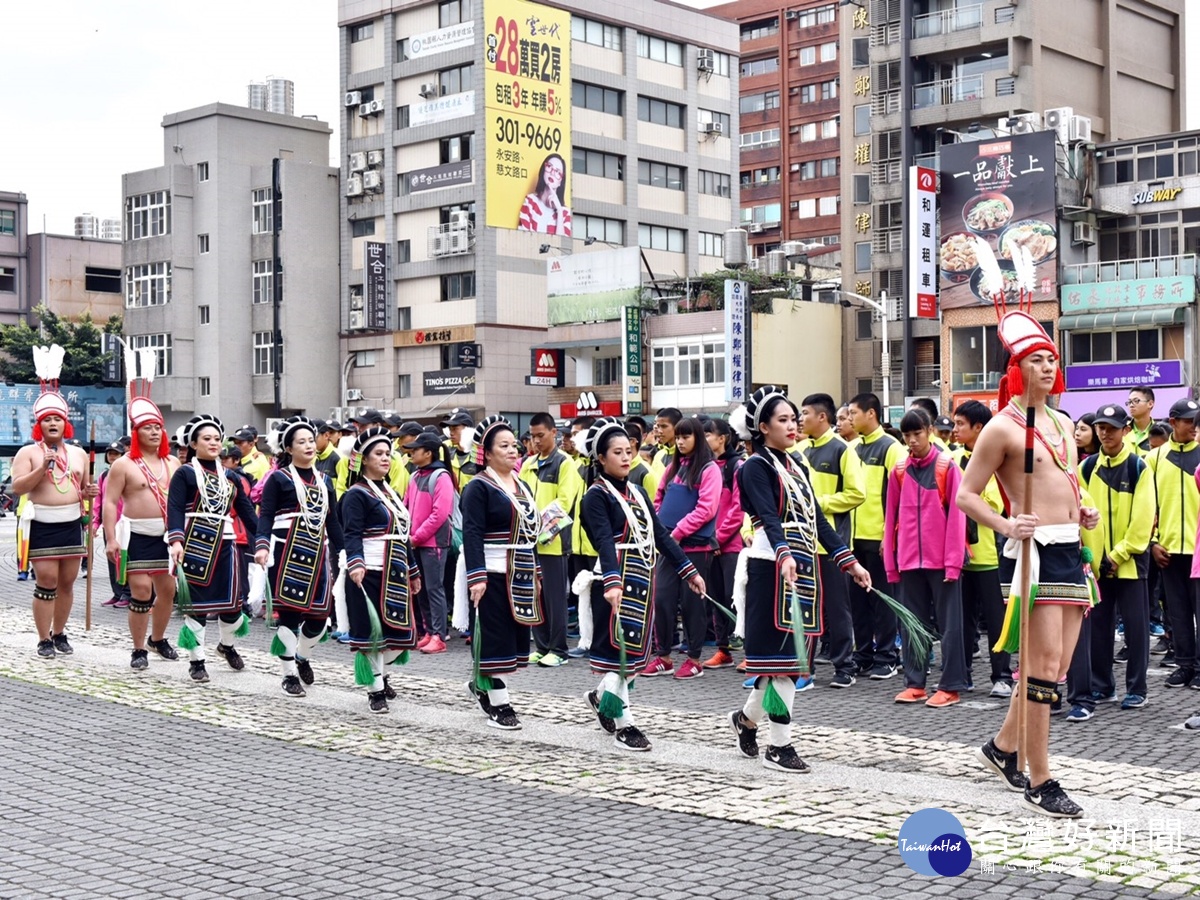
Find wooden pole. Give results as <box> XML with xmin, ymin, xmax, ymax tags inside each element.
<box><xmin>1016</xmin><ymin>297</ymin><xmax>1037</xmax><ymax>777</ymax></box>
<box><xmin>84</xmin><ymin>422</ymin><xmax>96</xmax><ymax>631</ymax></box>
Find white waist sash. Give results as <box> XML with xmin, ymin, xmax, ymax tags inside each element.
<box><xmin>32</xmin><ymin>502</ymin><xmax>82</xmax><ymax>524</ymax></box>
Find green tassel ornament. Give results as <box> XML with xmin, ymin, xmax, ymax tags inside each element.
<box><xmin>390</xmin><ymin>650</ymin><xmax>409</xmax><ymax>666</ymax></box>
<box><xmin>597</xmin><ymin>690</ymin><xmax>625</xmax><ymax>720</ymax></box>
<box><xmin>360</xmin><ymin>584</ymin><xmax>384</xmax><ymax>653</ymax></box>
<box><xmin>354</xmin><ymin>651</ymin><xmax>377</xmax><ymax>686</ymax></box>
<box><xmin>269</xmin><ymin>632</ymin><xmax>287</xmax><ymax>657</ymax></box>
<box><xmin>471</xmin><ymin>611</ymin><xmax>492</xmax><ymax>693</ymax></box>
<box><xmin>872</xmin><ymin>587</ymin><xmax>938</xmax><ymax>662</ymax></box>
<box><xmin>762</xmin><ymin>679</ymin><xmax>790</xmax><ymax>717</ymax></box>
<box><xmin>233</xmin><ymin>613</ymin><xmax>251</xmax><ymax>639</ymax></box>
<box><xmin>176</xmin><ymin>624</ymin><xmax>200</xmax><ymax>650</ymax></box>
<box><xmin>173</xmin><ymin>569</ymin><xmax>192</xmax><ymax>613</ymax></box>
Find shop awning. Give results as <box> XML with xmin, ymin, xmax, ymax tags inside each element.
<box><xmin>1058</xmin><ymin>306</ymin><xmax>1186</xmax><ymax>330</ymax></box>
<box><xmin>536</xmin><ymin>336</ymin><xmax>622</xmax><ymax>350</ymax></box>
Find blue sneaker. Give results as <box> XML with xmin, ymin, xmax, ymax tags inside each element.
<box><xmin>1120</xmin><ymin>693</ymin><xmax>1147</xmax><ymax>709</ymax></box>
<box><xmin>796</xmin><ymin>676</ymin><xmax>814</xmax><ymax>692</ymax></box>
<box><xmin>1091</xmin><ymin>691</ymin><xmax>1118</xmax><ymax>704</ymax></box>
<box><xmin>743</xmin><ymin>675</ymin><xmax>757</xmax><ymax>689</ymax></box>
<box><xmin>333</xmin><ymin>631</ymin><xmax>351</xmax><ymax>644</ymax></box>
<box><xmin>17</xmin><ymin>571</ymin><xmax>28</xmax><ymax>582</ymax></box>
<box><xmin>1065</xmin><ymin>705</ymin><xmax>1093</xmax><ymax>722</ymax></box>
<box><xmin>1150</xmin><ymin>623</ymin><xmax>1166</xmax><ymax>637</ymax></box>
<box><xmin>1116</xmin><ymin>623</ymin><xmax>1125</xmax><ymax>636</ymax></box>
<box><xmin>566</xmin><ymin>646</ymin><xmax>589</xmax><ymax>658</ymax></box>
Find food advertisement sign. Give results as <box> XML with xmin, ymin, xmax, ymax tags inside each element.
<box><xmin>939</xmin><ymin>131</ymin><xmax>1058</xmax><ymax>310</ymax></box>
<box><xmin>484</xmin><ymin>0</ymin><xmax>572</xmax><ymax>233</ymax></box>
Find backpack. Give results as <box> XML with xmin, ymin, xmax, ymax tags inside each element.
<box><xmin>893</xmin><ymin>453</ymin><xmax>953</xmax><ymax>509</ymax></box>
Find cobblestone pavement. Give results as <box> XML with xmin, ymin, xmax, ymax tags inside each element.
<box><xmin>0</xmin><ymin>518</ymin><xmax>1198</xmax><ymax>897</ymax></box>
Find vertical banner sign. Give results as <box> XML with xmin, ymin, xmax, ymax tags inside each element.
<box><xmin>364</xmin><ymin>241</ymin><xmax>388</xmax><ymax>330</ymax></box>
<box><xmin>99</xmin><ymin>333</ymin><xmax>122</xmax><ymax>383</ymax></box>
<box><xmin>909</xmin><ymin>166</ymin><xmax>938</xmax><ymax>318</ymax></box>
<box><xmin>484</xmin><ymin>0</ymin><xmax>572</xmax><ymax>232</ymax></box>
<box><xmin>724</xmin><ymin>280</ymin><xmax>748</xmax><ymax>403</ymax></box>
<box><xmin>622</xmin><ymin>305</ymin><xmax>643</xmax><ymax>415</ymax></box>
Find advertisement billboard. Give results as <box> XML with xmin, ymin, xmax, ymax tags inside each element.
<box><xmin>622</xmin><ymin>306</ymin><xmax>643</xmax><ymax>414</ymax></box>
<box><xmin>546</xmin><ymin>246</ymin><xmax>640</xmax><ymax>325</ymax></box>
<box><xmin>363</xmin><ymin>241</ymin><xmax>388</xmax><ymax>331</ymax></box>
<box><xmin>939</xmin><ymin>131</ymin><xmax>1058</xmax><ymax>311</ymax></box>
<box><xmin>407</xmin><ymin>21</ymin><xmax>475</xmax><ymax>58</ymax></box>
<box><xmin>483</xmin><ymin>0</ymin><xmax>572</xmax><ymax>233</ymax></box>
<box><xmin>909</xmin><ymin>166</ymin><xmax>938</xmax><ymax>318</ymax></box>
<box><xmin>723</xmin><ymin>280</ymin><xmax>748</xmax><ymax>403</ymax></box>
<box><xmin>0</xmin><ymin>384</ymin><xmax>126</xmax><ymax>447</ymax></box>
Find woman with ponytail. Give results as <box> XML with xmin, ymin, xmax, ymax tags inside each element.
<box><xmin>403</xmin><ymin>431</ymin><xmax>458</xmax><ymax>654</ymax></box>
<box><xmin>700</xmin><ymin>417</ymin><xmax>744</xmax><ymax>670</ymax></box>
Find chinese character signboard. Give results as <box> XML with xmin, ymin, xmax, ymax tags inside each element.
<box><xmin>724</xmin><ymin>280</ymin><xmax>748</xmax><ymax>403</ymax></box>
<box><xmin>622</xmin><ymin>306</ymin><xmax>643</xmax><ymax>414</ymax></box>
<box><xmin>909</xmin><ymin>166</ymin><xmax>938</xmax><ymax>318</ymax></box>
<box><xmin>546</xmin><ymin>246</ymin><xmax>640</xmax><ymax>325</ymax></box>
<box><xmin>1061</xmin><ymin>276</ymin><xmax>1194</xmax><ymax>312</ymax></box>
<box><xmin>394</xmin><ymin>325</ymin><xmax>476</xmax><ymax>347</ymax></box>
<box><xmin>363</xmin><ymin>241</ymin><xmax>388</xmax><ymax>330</ymax></box>
<box><xmin>410</xmin><ymin>90</ymin><xmax>476</xmax><ymax>127</ymax></box>
<box><xmin>0</xmin><ymin>384</ymin><xmax>126</xmax><ymax>446</ymax></box>
<box><xmin>939</xmin><ymin>131</ymin><xmax>1058</xmax><ymax>310</ymax></box>
<box><xmin>403</xmin><ymin>160</ymin><xmax>474</xmax><ymax>194</ymax></box>
<box><xmin>408</xmin><ymin>21</ymin><xmax>475</xmax><ymax>58</ymax></box>
<box><xmin>484</xmin><ymin>0</ymin><xmax>571</xmax><ymax>232</ymax></box>
<box><xmin>1064</xmin><ymin>360</ymin><xmax>1182</xmax><ymax>391</ymax></box>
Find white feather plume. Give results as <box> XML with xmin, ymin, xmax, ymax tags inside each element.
<box><xmin>974</xmin><ymin>238</ymin><xmax>1005</xmax><ymax>299</ymax></box>
<box><xmin>1013</xmin><ymin>243</ymin><xmax>1036</xmax><ymax>295</ymax></box>
<box><xmin>120</xmin><ymin>338</ymin><xmax>137</xmax><ymax>390</ymax></box>
<box><xmin>137</xmin><ymin>348</ymin><xmax>157</xmax><ymax>383</ymax></box>
<box><xmin>32</xmin><ymin>344</ymin><xmax>66</xmax><ymax>382</ymax></box>
<box><xmin>729</xmin><ymin>405</ymin><xmax>751</xmax><ymax>441</ymax></box>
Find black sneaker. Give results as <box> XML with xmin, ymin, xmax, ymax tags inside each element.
<box><xmin>974</xmin><ymin>739</ymin><xmax>1028</xmax><ymax>792</ymax></box>
<box><xmin>368</xmin><ymin>690</ymin><xmax>389</xmax><ymax>714</ymax></box>
<box><xmin>829</xmin><ymin>672</ymin><xmax>856</xmax><ymax>688</ymax></box>
<box><xmin>1115</xmin><ymin>645</ymin><xmax>1129</xmax><ymax>663</ymax></box>
<box><xmin>36</xmin><ymin>639</ymin><xmax>55</xmax><ymax>659</ymax></box>
<box><xmin>1024</xmin><ymin>778</ymin><xmax>1083</xmax><ymax>818</ymax></box>
<box><xmin>148</xmin><ymin>637</ymin><xmax>178</xmax><ymax>661</ymax></box>
<box><xmin>1190</xmin><ymin>672</ymin><xmax>1200</xmax><ymax>690</ymax></box>
<box><xmin>281</xmin><ymin>675</ymin><xmax>306</xmax><ymax>697</ymax></box>
<box><xmin>130</xmin><ymin>649</ymin><xmax>149</xmax><ymax>670</ymax></box>
<box><xmin>762</xmin><ymin>744</ymin><xmax>809</xmax><ymax>773</ymax></box>
<box><xmin>1161</xmin><ymin>652</ymin><xmax>1177</xmax><ymax>668</ymax></box>
<box><xmin>296</xmin><ymin>657</ymin><xmax>315</xmax><ymax>686</ymax></box>
<box><xmin>465</xmin><ymin>681</ymin><xmax>493</xmax><ymax>717</ymax></box>
<box><xmin>614</xmin><ymin>725</ymin><xmax>652</xmax><ymax>752</ymax></box>
<box><xmin>1166</xmin><ymin>667</ymin><xmax>1195</xmax><ymax>688</ymax></box>
<box><xmin>52</xmin><ymin>633</ymin><xmax>73</xmax><ymax>656</ymax></box>
<box><xmin>586</xmin><ymin>690</ymin><xmax>616</xmax><ymax>734</ymax></box>
<box><xmin>487</xmin><ymin>704</ymin><xmax>521</xmax><ymax>730</ymax></box>
<box><xmin>730</xmin><ymin>710</ymin><xmax>759</xmax><ymax>758</ymax></box>
<box><xmin>868</xmin><ymin>664</ymin><xmax>897</xmax><ymax>680</ymax></box>
<box><xmin>189</xmin><ymin>661</ymin><xmax>209</xmax><ymax>683</ymax></box>
<box><xmin>383</xmin><ymin>675</ymin><xmax>396</xmax><ymax>700</ymax></box>
<box><xmin>1150</xmin><ymin>637</ymin><xmax>1170</xmax><ymax>655</ymax></box>
<box><xmin>215</xmin><ymin>643</ymin><xmax>244</xmax><ymax>671</ymax></box>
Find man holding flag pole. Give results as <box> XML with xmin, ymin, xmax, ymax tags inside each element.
<box><xmin>957</xmin><ymin>241</ymin><xmax>1100</xmax><ymax>818</ymax></box>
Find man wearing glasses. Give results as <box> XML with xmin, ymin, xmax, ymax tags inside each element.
<box><xmin>1124</xmin><ymin>387</ymin><xmax>1156</xmax><ymax>456</ymax></box>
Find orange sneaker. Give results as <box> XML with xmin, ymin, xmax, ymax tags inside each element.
<box><xmin>925</xmin><ymin>690</ymin><xmax>961</xmax><ymax>708</ymax></box>
<box><xmin>894</xmin><ymin>687</ymin><xmax>928</xmax><ymax>704</ymax></box>
<box><xmin>702</xmin><ymin>649</ymin><xmax>735</xmax><ymax>669</ymax></box>
<box><xmin>736</xmin><ymin>659</ymin><xmax>747</xmax><ymax>673</ymax></box>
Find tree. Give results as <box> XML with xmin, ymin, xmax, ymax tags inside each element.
<box><xmin>0</xmin><ymin>306</ymin><xmax>124</xmax><ymax>385</ymax></box>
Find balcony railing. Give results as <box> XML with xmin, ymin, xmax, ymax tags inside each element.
<box><xmin>1061</xmin><ymin>254</ymin><xmax>1198</xmax><ymax>285</ymax></box>
<box><xmin>911</xmin><ymin>4</ymin><xmax>982</xmax><ymax>39</ymax></box>
<box><xmin>871</xmin><ymin>22</ymin><xmax>900</xmax><ymax>47</ymax></box>
<box><xmin>913</xmin><ymin>151</ymin><xmax>939</xmax><ymax>168</ymax></box>
<box><xmin>871</xmin><ymin>160</ymin><xmax>902</xmax><ymax>185</ymax></box>
<box><xmin>872</xmin><ymin>229</ymin><xmax>903</xmax><ymax>253</ymax></box>
<box><xmin>914</xmin><ymin>363</ymin><xmax>942</xmax><ymax>392</ymax></box>
<box><xmin>872</xmin><ymin>90</ymin><xmax>901</xmax><ymax>116</ymax></box>
<box><xmin>912</xmin><ymin>74</ymin><xmax>983</xmax><ymax>109</ymax></box>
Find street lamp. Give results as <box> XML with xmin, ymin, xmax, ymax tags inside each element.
<box><xmin>836</xmin><ymin>289</ymin><xmax>891</xmax><ymax>411</ymax></box>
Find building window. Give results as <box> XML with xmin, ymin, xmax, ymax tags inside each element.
<box><xmin>740</xmin><ymin>128</ymin><xmax>780</xmax><ymax>151</ymax></box>
<box><xmin>125</xmin><ymin>191</ymin><xmax>171</xmax><ymax>240</ymax></box>
<box><xmin>199</xmin><ymin>377</ymin><xmax>211</xmax><ymax>397</ymax></box>
<box><xmin>652</xmin><ymin>341</ymin><xmax>725</xmax><ymax>387</ymax></box>
<box><xmin>740</xmin><ymin>90</ymin><xmax>780</xmax><ymax>114</ymax></box>
<box><xmin>439</xmin><ymin>0</ymin><xmax>471</xmax><ymax>27</ymax></box>
<box><xmin>440</xmin><ymin>271</ymin><xmax>476</xmax><ymax>302</ymax></box>
<box><xmin>637</xmin><ymin>96</ymin><xmax>684</xmax><ymax>128</ymax></box>
<box><xmin>396</xmin><ymin>240</ymin><xmax>411</xmax><ymax>263</ymax></box>
<box><xmin>637</xmin><ymin>34</ymin><xmax>683</xmax><ymax>66</ymax></box>
<box><xmin>439</xmin><ymin>63</ymin><xmax>473</xmax><ymax>96</ymax></box>
<box><xmin>125</xmin><ymin>262</ymin><xmax>171</xmax><ymax>307</ymax></box>
<box><xmin>252</xmin><ymin>187</ymin><xmax>273</xmax><ymax>234</ymax></box>
<box><xmin>698</xmin><ymin>170</ymin><xmax>731</xmax><ymax>197</ymax></box>
<box><xmin>253</xmin><ymin>331</ymin><xmax>276</xmax><ymax>376</ymax></box>
<box><xmin>578</xmin><ymin>215</ymin><xmax>625</xmax><ymax>244</ymax></box>
<box><xmin>740</xmin><ymin>18</ymin><xmax>778</xmax><ymax>41</ymax></box>
<box><xmin>397</xmin><ymin>306</ymin><xmax>412</xmax><ymax>330</ymax></box>
<box><xmin>395</xmin><ymin>38</ymin><xmax>409</xmax><ymax>62</ymax></box>
<box><xmin>855</xmin><ymin>241</ymin><xmax>871</xmax><ymax>272</ymax></box>
<box><xmin>1070</xmin><ymin>328</ymin><xmax>1161</xmax><ymax>364</ymax></box>
<box><xmin>440</xmin><ymin>133</ymin><xmax>473</xmax><ymax>163</ymax></box>
<box><xmin>252</xmin><ymin>260</ymin><xmax>274</xmax><ymax>305</ymax></box>
<box><xmin>821</xmin><ymin>79</ymin><xmax>838</xmax><ymax>100</ymax></box>
<box><xmin>351</xmin><ymin>219</ymin><xmax>376</xmax><ymax>237</ymax></box>
<box><xmin>84</xmin><ymin>267</ymin><xmax>122</xmax><ymax>293</ymax></box>
<box><xmin>697</xmin><ymin>109</ymin><xmax>730</xmax><ymax>132</ymax></box>
<box><xmin>572</xmin><ymin>16</ymin><xmax>623</xmax><ymax>50</ymax></box>
<box><xmin>820</xmin><ymin>41</ymin><xmax>837</xmax><ymax>62</ymax></box>
<box><xmin>198</xmin><ymin>305</ymin><xmax>211</xmax><ymax>325</ymax></box>
<box><xmin>796</xmin><ymin>161</ymin><xmax>817</xmax><ymax>181</ymax></box>
<box><xmin>818</xmin><ymin>196</ymin><xmax>838</xmax><ymax>216</ymax></box>
<box><xmin>740</xmin><ymin>57</ymin><xmax>778</xmax><ymax>78</ymax></box>
<box><xmin>350</xmin><ymin>21</ymin><xmax>374</xmax><ymax>42</ymax></box>
<box><xmin>854</xmin><ymin>104</ymin><xmax>871</xmax><ymax>136</ymax></box>
<box><xmin>799</xmin><ymin>46</ymin><xmax>816</xmax><ymax>66</ymax></box>
<box><xmin>354</xmin><ymin>350</ymin><xmax>378</xmax><ymax>367</ymax></box>
<box><xmin>638</xmin><ymin>160</ymin><xmax>684</xmax><ymax>191</ymax></box>
<box><xmin>852</xmin><ymin>37</ymin><xmax>869</xmax><ymax>67</ymax></box>
<box><xmin>699</xmin><ymin>231</ymin><xmax>724</xmax><ymax>257</ymax></box>
<box><xmin>856</xmin><ymin>309</ymin><xmax>873</xmax><ymax>341</ymax></box>
<box><xmin>710</xmin><ymin>51</ymin><xmax>731</xmax><ymax>77</ymax></box>
<box><xmin>740</xmin><ymin>204</ymin><xmax>781</xmax><ymax>225</ymax></box>
<box><xmin>820</xmin><ymin>158</ymin><xmax>838</xmax><ymax>177</ymax></box>
<box><xmin>130</xmin><ymin>333</ymin><xmax>173</xmax><ymax>376</ymax></box>
<box><xmin>794</xmin><ymin>198</ymin><xmax>816</xmax><ymax>218</ymax></box>
<box><xmin>0</xmin><ymin>267</ymin><xmax>14</xmax><ymax>292</ymax></box>
<box><xmin>198</xmin><ymin>234</ymin><xmax>210</xmax><ymax>254</ymax></box>
<box><xmin>572</xmin><ymin>81</ymin><xmax>623</xmax><ymax>115</ymax></box>
<box><xmin>796</xmin><ymin>4</ymin><xmax>837</xmax><ymax>26</ymax></box>
<box><xmin>0</xmin><ymin>210</ymin><xmax>14</xmax><ymax>236</ymax></box>
<box><xmin>396</xmin><ymin>106</ymin><xmax>410</xmax><ymax>129</ymax></box>
<box><xmin>573</xmin><ymin>148</ymin><xmax>624</xmax><ymax>180</ymax></box>
<box><xmin>594</xmin><ymin>357</ymin><xmax>621</xmax><ymax>386</ymax></box>
<box><xmin>398</xmin><ymin>373</ymin><xmax>412</xmax><ymax>399</ymax></box>
<box><xmin>742</xmin><ymin>166</ymin><xmax>781</xmax><ymax>186</ymax></box>
<box><xmin>823</xmin><ymin>118</ymin><xmax>838</xmax><ymax>139</ymax></box>
<box><xmin>799</xmin><ymin>84</ymin><xmax>817</xmax><ymax>104</ymax></box>
<box><xmin>197</xmin><ymin>162</ymin><xmax>209</xmax><ymax>182</ymax></box>
<box><xmin>653</xmin><ymin>345</ymin><xmax>675</xmax><ymax>386</ymax></box>
<box><xmin>853</xmin><ymin>173</ymin><xmax>871</xmax><ymax>205</ymax></box>
<box><xmin>638</xmin><ymin>224</ymin><xmax>685</xmax><ymax>252</ymax></box>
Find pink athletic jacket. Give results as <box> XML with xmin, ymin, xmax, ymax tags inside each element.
<box><xmin>405</xmin><ymin>463</ymin><xmax>455</xmax><ymax>548</ymax></box>
<box><xmin>882</xmin><ymin>445</ymin><xmax>967</xmax><ymax>583</ymax></box>
<box><xmin>654</xmin><ymin>456</ymin><xmax>721</xmax><ymax>547</ymax></box>
<box><xmin>713</xmin><ymin>457</ymin><xmax>745</xmax><ymax>555</ymax></box>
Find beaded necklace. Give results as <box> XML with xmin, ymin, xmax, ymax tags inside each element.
<box><xmin>1002</xmin><ymin>399</ymin><xmax>1081</xmax><ymax>504</ymax></box>
<box><xmin>286</xmin><ymin>464</ymin><xmax>328</xmax><ymax>532</ymax></box>
<box><xmin>482</xmin><ymin>467</ymin><xmax>540</xmax><ymax>541</ymax></box>
<box><xmin>40</xmin><ymin>441</ymin><xmax>79</xmax><ymax>495</ymax></box>
<box><xmin>191</xmin><ymin>457</ymin><xmax>232</xmax><ymax>514</ymax></box>
<box><xmin>364</xmin><ymin>478</ymin><xmax>411</xmax><ymax>540</ymax></box>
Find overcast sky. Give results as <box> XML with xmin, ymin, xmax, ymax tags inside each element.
<box><xmin>2</xmin><ymin>0</ymin><xmax>1195</xmax><ymax>234</ymax></box>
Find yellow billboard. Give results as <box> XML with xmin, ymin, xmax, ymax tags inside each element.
<box><xmin>484</xmin><ymin>0</ymin><xmax>572</xmax><ymax>233</ymax></box>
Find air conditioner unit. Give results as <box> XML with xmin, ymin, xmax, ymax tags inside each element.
<box><xmin>366</xmin><ymin>149</ymin><xmax>384</xmax><ymax>167</ymax></box>
<box><xmin>748</xmin><ymin>258</ymin><xmax>761</xmax><ymax>271</ymax></box>
<box><xmin>419</xmin><ymin>82</ymin><xmax>439</xmax><ymax>99</ymax></box>
<box><xmin>697</xmin><ymin>48</ymin><xmax>714</xmax><ymax>72</ymax></box>
<box><xmin>702</xmin><ymin>121</ymin><xmax>724</xmax><ymax>135</ymax></box>
<box><xmin>790</xmin><ymin>162</ymin><xmax>800</xmax><ymax>172</ymax></box>
<box><xmin>1068</xmin><ymin>115</ymin><xmax>1092</xmax><ymax>144</ymax></box>
<box><xmin>785</xmin><ymin>9</ymin><xmax>800</xmax><ymax>20</ymax></box>
<box><xmin>449</xmin><ymin>230</ymin><xmax>471</xmax><ymax>253</ymax></box>
<box><xmin>1003</xmin><ymin>112</ymin><xmax>1042</xmax><ymax>134</ymax></box>
<box><xmin>368</xmin><ymin>99</ymin><xmax>386</xmax><ymax>115</ymax></box>
<box><xmin>349</xmin><ymin>152</ymin><xmax>367</xmax><ymax>172</ymax></box>
<box><xmin>1072</xmin><ymin>221</ymin><xmax>1096</xmax><ymax>246</ymax></box>
<box><xmin>747</xmin><ymin>222</ymin><xmax>763</xmax><ymax>234</ymax></box>
<box><xmin>362</xmin><ymin>170</ymin><xmax>383</xmax><ymax>191</ymax></box>
<box><xmin>449</xmin><ymin>210</ymin><xmax>470</xmax><ymax>229</ymax></box>
<box><xmin>358</xmin><ymin>103</ymin><xmax>373</xmax><ymax>117</ymax></box>
<box><xmin>431</xmin><ymin>233</ymin><xmax>449</xmax><ymax>256</ymax></box>
<box><xmin>349</xmin><ymin>309</ymin><xmax>365</xmax><ymax>330</ymax></box>
<box><xmin>344</xmin><ymin>91</ymin><xmax>362</xmax><ymax>107</ymax></box>
<box><xmin>346</xmin><ymin>175</ymin><xmax>364</xmax><ymax>197</ymax></box>
<box><xmin>1043</xmin><ymin>106</ymin><xmax>1073</xmax><ymax>142</ymax></box>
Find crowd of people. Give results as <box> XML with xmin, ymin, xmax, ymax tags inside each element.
<box><xmin>11</xmin><ymin>329</ymin><xmax>1200</xmax><ymax>822</ymax></box>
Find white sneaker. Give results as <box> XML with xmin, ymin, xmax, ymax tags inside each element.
<box><xmin>990</xmin><ymin>681</ymin><xmax>1013</xmax><ymax>698</ymax></box>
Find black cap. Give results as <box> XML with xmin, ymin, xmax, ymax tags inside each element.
<box><xmin>403</xmin><ymin>432</ymin><xmax>445</xmax><ymax>453</ymax></box>
<box><xmin>384</xmin><ymin>412</ymin><xmax>405</xmax><ymax>429</ymax></box>
<box><xmin>105</xmin><ymin>441</ymin><xmax>123</xmax><ymax>455</ymax></box>
<box><xmin>1093</xmin><ymin>405</ymin><xmax>1128</xmax><ymax>429</ymax></box>
<box><xmin>1169</xmin><ymin>398</ymin><xmax>1199</xmax><ymax>419</ymax></box>
<box><xmin>934</xmin><ymin>415</ymin><xmax>954</xmax><ymax>431</ymax></box>
<box><xmin>422</xmin><ymin>425</ymin><xmax>443</xmax><ymax>436</ymax></box>
<box><xmin>339</xmin><ymin>421</ymin><xmax>355</xmax><ymax>433</ymax></box>
<box><xmin>232</xmin><ymin>427</ymin><xmax>257</xmax><ymax>442</ymax></box>
<box><xmin>397</xmin><ymin>421</ymin><xmax>424</xmax><ymax>438</ymax></box>
<box><xmin>440</xmin><ymin>407</ymin><xmax>474</xmax><ymax>427</ymax></box>
<box><xmin>319</xmin><ymin>419</ymin><xmax>342</xmax><ymax>433</ymax></box>
<box><xmin>219</xmin><ymin>443</ymin><xmax>242</xmax><ymax>460</ymax></box>
<box><xmin>350</xmin><ymin>408</ymin><xmax>386</xmax><ymax>426</ymax></box>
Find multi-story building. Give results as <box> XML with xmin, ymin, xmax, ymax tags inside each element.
<box><xmin>337</xmin><ymin>0</ymin><xmax>741</xmax><ymax>426</ymax></box>
<box><xmin>27</xmin><ymin>233</ymin><xmax>125</xmax><ymax>322</ymax></box>
<box><xmin>0</xmin><ymin>191</ymin><xmax>29</xmax><ymax>326</ymax></box>
<box><xmin>74</xmin><ymin>213</ymin><xmax>122</xmax><ymax>241</ymax></box>
<box><xmin>839</xmin><ymin>0</ymin><xmax>1186</xmax><ymax>413</ymax></box>
<box><xmin>121</xmin><ymin>103</ymin><xmax>339</xmax><ymax>431</ymax></box>
<box><xmin>708</xmin><ymin>0</ymin><xmax>843</xmax><ymax>258</ymax></box>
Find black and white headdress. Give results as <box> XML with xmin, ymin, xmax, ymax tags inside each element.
<box><xmin>471</xmin><ymin>415</ymin><xmax>512</xmax><ymax>466</ymax></box>
<box><xmin>577</xmin><ymin>416</ymin><xmax>627</xmax><ymax>462</ymax></box>
<box><xmin>182</xmin><ymin>414</ymin><xmax>224</xmax><ymax>446</ymax></box>
<box><xmin>729</xmin><ymin>385</ymin><xmax>789</xmax><ymax>441</ymax></box>
<box><xmin>268</xmin><ymin>415</ymin><xmax>317</xmax><ymax>455</ymax></box>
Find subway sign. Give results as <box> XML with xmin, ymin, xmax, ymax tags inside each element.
<box><xmin>1131</xmin><ymin>186</ymin><xmax>1183</xmax><ymax>205</ymax></box>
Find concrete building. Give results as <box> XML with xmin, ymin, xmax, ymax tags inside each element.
<box><xmin>0</xmin><ymin>191</ymin><xmax>29</xmax><ymax>325</ymax></box>
<box><xmin>338</xmin><ymin>0</ymin><xmax>742</xmax><ymax>426</ymax></box>
<box><xmin>838</xmin><ymin>0</ymin><xmax>1186</xmax><ymax>412</ymax></box>
<box><xmin>27</xmin><ymin>234</ymin><xmax>125</xmax><ymax>322</ymax></box>
<box><xmin>248</xmin><ymin>77</ymin><xmax>297</xmax><ymax>117</ymax></box>
<box><xmin>121</xmin><ymin>103</ymin><xmax>339</xmax><ymax>432</ymax></box>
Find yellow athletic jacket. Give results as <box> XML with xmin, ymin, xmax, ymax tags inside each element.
<box><xmin>953</xmin><ymin>447</ymin><xmax>1003</xmax><ymax>571</ymax></box>
<box><xmin>334</xmin><ymin>451</ymin><xmax>410</xmax><ymax>500</ymax></box>
<box><xmin>1144</xmin><ymin>438</ymin><xmax>1200</xmax><ymax>554</ymax></box>
<box><xmin>803</xmin><ymin>430</ymin><xmax>864</xmax><ymax>554</ymax></box>
<box><xmin>851</xmin><ymin>426</ymin><xmax>905</xmax><ymax>547</ymax></box>
<box><xmin>517</xmin><ymin>449</ymin><xmax>583</xmax><ymax>557</ymax></box>
<box><xmin>1080</xmin><ymin>445</ymin><xmax>1154</xmax><ymax>579</ymax></box>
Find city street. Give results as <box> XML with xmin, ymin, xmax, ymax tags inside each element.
<box><xmin>1</xmin><ymin>517</ymin><xmax>1198</xmax><ymax>898</ymax></box>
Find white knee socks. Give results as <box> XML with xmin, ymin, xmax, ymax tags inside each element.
<box><xmin>275</xmin><ymin>626</ymin><xmax>298</xmax><ymax>678</ymax></box>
